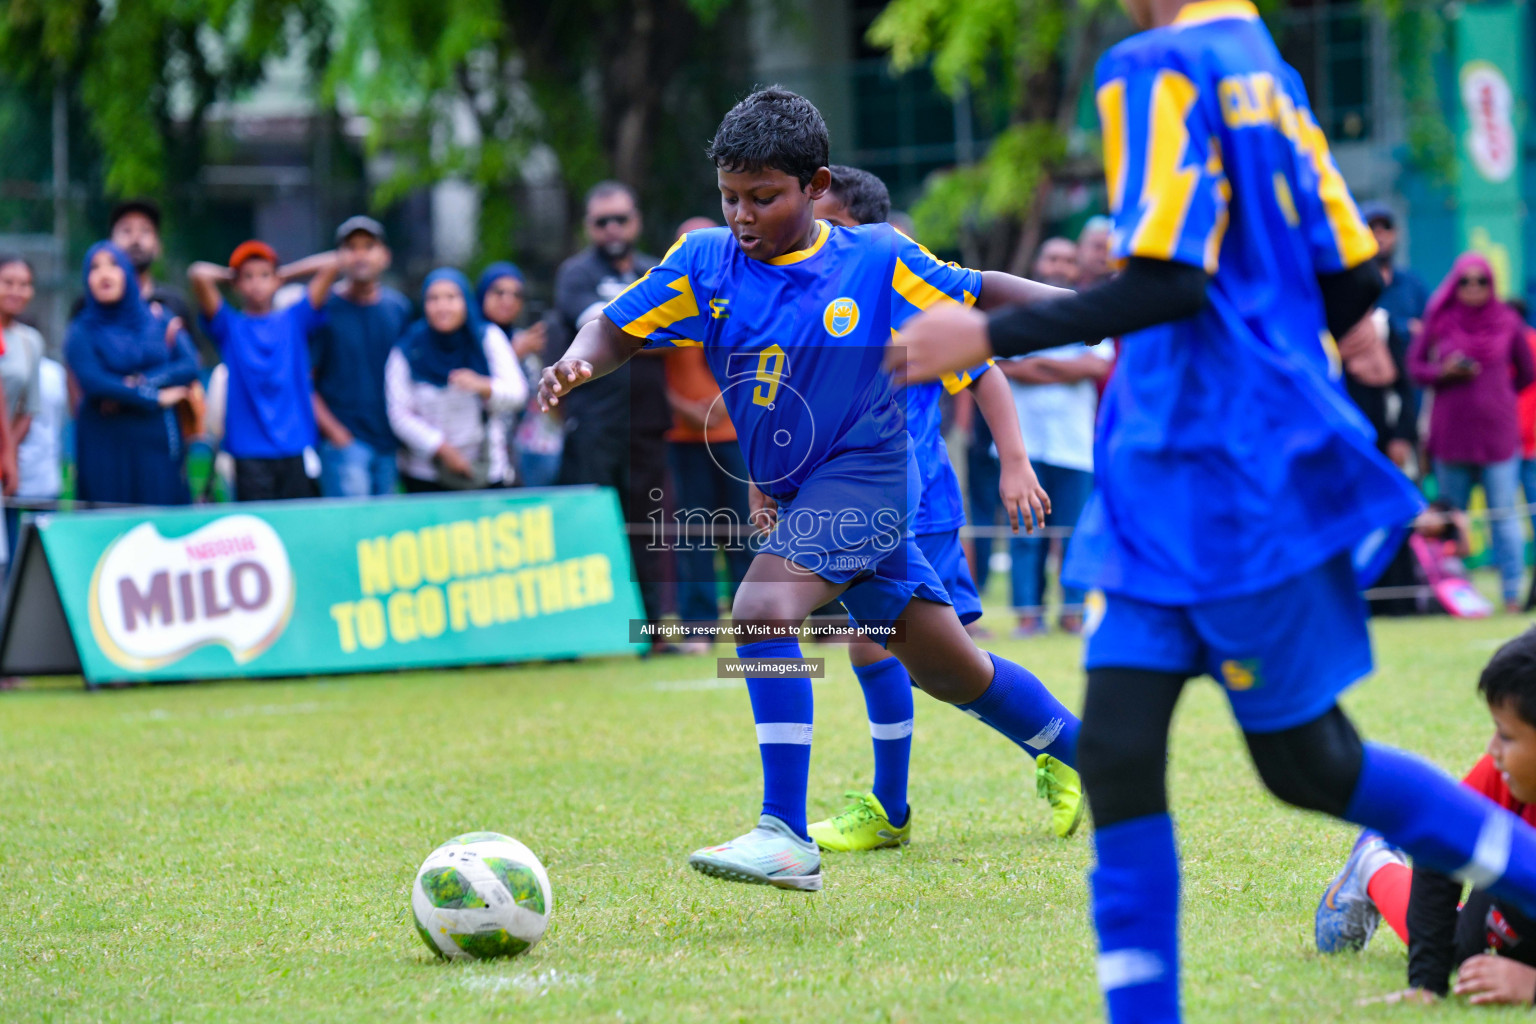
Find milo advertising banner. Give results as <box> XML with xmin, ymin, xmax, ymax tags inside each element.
<box><xmin>1453</xmin><ymin>3</ymin><xmax>1526</xmax><ymax>297</ymax></box>
<box><xmin>0</xmin><ymin>488</ymin><xmax>644</xmax><ymax>686</ymax></box>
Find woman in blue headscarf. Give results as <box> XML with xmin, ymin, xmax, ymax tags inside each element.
<box><xmin>385</xmin><ymin>269</ymin><xmax>528</xmax><ymax>491</ymax></box>
<box><xmin>66</xmin><ymin>242</ymin><xmax>200</xmax><ymax>505</ymax></box>
<box><xmin>477</xmin><ymin>262</ymin><xmax>561</xmax><ymax>487</ymax></box>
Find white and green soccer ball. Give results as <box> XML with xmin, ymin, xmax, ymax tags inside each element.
<box><xmin>411</xmin><ymin>831</ymin><xmax>552</xmax><ymax>960</ymax></box>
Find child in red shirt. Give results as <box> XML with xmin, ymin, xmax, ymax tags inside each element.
<box><xmin>1316</xmin><ymin>627</ymin><xmax>1536</xmax><ymax>1005</ymax></box>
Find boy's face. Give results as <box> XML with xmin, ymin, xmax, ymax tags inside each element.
<box><xmin>718</xmin><ymin>165</ymin><xmax>831</xmax><ymax>261</ymax></box>
<box><xmin>339</xmin><ymin>233</ymin><xmax>390</xmax><ymax>284</ymax></box>
<box><xmin>234</xmin><ymin>259</ymin><xmax>280</xmax><ymax>311</ymax></box>
<box><xmin>1488</xmin><ymin>699</ymin><xmax>1536</xmax><ymax>804</ymax></box>
<box><xmin>812</xmin><ymin>193</ymin><xmax>858</xmax><ymax>228</ymax></box>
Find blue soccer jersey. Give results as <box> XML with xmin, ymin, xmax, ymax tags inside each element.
<box><xmin>605</xmin><ymin>222</ymin><xmax>982</xmax><ymax>502</ymax></box>
<box><xmin>1062</xmin><ymin>0</ymin><xmax>1422</xmax><ymax>605</ymax></box>
<box><xmin>906</xmin><ymin>368</ymin><xmax>987</xmax><ymax>535</ymax></box>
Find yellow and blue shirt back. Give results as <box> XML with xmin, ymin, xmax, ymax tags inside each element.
<box><xmin>1062</xmin><ymin>0</ymin><xmax>1422</xmax><ymax>604</ymax></box>
<box><xmin>605</xmin><ymin>221</ymin><xmax>982</xmax><ymax>505</ymax></box>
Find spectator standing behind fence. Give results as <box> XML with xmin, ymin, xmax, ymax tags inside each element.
<box><xmin>552</xmin><ymin>182</ymin><xmax>672</xmax><ymax>636</ymax></box>
<box><xmin>999</xmin><ymin>237</ymin><xmax>1111</xmax><ymax>637</ymax></box>
<box><xmin>67</xmin><ymin>242</ymin><xmax>199</xmax><ymax>506</ymax></box>
<box><xmin>1361</xmin><ymin>203</ymin><xmax>1430</xmax><ymax>350</ymax></box>
<box><xmin>1076</xmin><ymin>216</ymin><xmax>1115</xmax><ymax>290</ymax></box>
<box><xmin>386</xmin><ymin>269</ymin><xmax>527</xmax><ymax>492</ymax></box>
<box><xmin>0</xmin><ymin>254</ymin><xmax>45</xmax><ymax>564</ymax></box>
<box><xmin>1409</xmin><ymin>252</ymin><xmax>1535</xmax><ymax>613</ymax></box>
<box><xmin>15</xmin><ymin>356</ymin><xmax>65</xmax><ymax>524</ymax></box>
<box><xmin>105</xmin><ymin>199</ymin><xmax>208</xmax><ymax>360</ymax></box>
<box><xmin>477</xmin><ymin>263</ymin><xmax>561</xmax><ymax>487</ymax></box>
<box><xmin>310</xmin><ymin>217</ymin><xmax>412</xmax><ymax>498</ymax></box>
<box><xmin>188</xmin><ymin>243</ymin><xmax>339</xmax><ymax>502</ymax></box>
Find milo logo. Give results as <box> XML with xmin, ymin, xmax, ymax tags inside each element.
<box><xmin>87</xmin><ymin>515</ymin><xmax>295</xmax><ymax>671</ymax></box>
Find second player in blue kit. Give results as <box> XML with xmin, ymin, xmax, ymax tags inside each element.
<box><xmin>540</xmin><ymin>88</ymin><xmax>1083</xmax><ymax>892</ymax></box>
<box><xmin>894</xmin><ymin>0</ymin><xmax>1536</xmax><ymax>1018</ymax></box>
<box><xmin>804</xmin><ymin>165</ymin><xmax>1085</xmax><ymax>852</ymax></box>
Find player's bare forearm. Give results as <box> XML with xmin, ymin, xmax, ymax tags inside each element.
<box><xmin>279</xmin><ymin>251</ymin><xmax>342</xmax><ymax>309</ymax></box>
<box><xmin>975</xmin><ymin>271</ymin><xmax>1074</xmax><ymax>312</ymax></box>
<box><xmin>971</xmin><ymin>365</ymin><xmax>1025</xmax><ymax>466</ymax></box>
<box><xmin>971</xmin><ymin>364</ymin><xmax>1049</xmax><ymax>533</ymax></box>
<box><xmin>538</xmin><ymin>315</ymin><xmax>645</xmax><ymax>410</ymax></box>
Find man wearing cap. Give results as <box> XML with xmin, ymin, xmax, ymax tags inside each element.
<box><xmin>188</xmin><ymin>242</ymin><xmax>340</xmax><ymax>501</ymax></box>
<box><xmin>309</xmin><ymin>216</ymin><xmax>413</xmax><ymax>498</ymax></box>
<box><xmin>551</xmin><ymin>182</ymin><xmax>674</xmax><ymax>639</ymax></box>
<box><xmin>84</xmin><ymin>199</ymin><xmax>210</xmax><ymax>360</ymax></box>
<box><xmin>1361</xmin><ymin>202</ymin><xmax>1430</xmax><ymax>350</ymax></box>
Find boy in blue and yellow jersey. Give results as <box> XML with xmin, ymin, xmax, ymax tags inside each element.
<box><xmin>539</xmin><ymin>88</ymin><xmax>1082</xmax><ymax>892</ymax></box>
<box><xmin>805</xmin><ymin>164</ymin><xmax>1085</xmax><ymax>852</ymax></box>
<box><xmin>894</xmin><ymin>0</ymin><xmax>1536</xmax><ymax>1019</ymax></box>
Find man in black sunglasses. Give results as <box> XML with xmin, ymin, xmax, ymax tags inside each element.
<box><xmin>551</xmin><ymin>181</ymin><xmax>675</xmax><ymax>650</ymax></box>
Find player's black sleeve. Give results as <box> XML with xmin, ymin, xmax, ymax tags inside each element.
<box><xmin>1406</xmin><ymin>865</ymin><xmax>1464</xmax><ymax>995</ymax></box>
<box><xmin>985</xmin><ymin>258</ymin><xmax>1209</xmax><ymax>359</ymax></box>
<box><xmin>1317</xmin><ymin>259</ymin><xmax>1385</xmax><ymax>342</ymax></box>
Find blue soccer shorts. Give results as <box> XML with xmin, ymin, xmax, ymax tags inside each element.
<box><xmin>1082</xmin><ymin>551</ymin><xmax>1373</xmax><ymax>733</ymax></box>
<box><xmin>758</xmin><ymin>446</ymin><xmax>953</xmax><ymax>638</ymax></box>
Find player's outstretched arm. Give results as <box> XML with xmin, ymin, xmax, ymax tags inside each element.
<box><xmin>537</xmin><ymin>313</ymin><xmax>646</xmax><ymax>411</ymax></box>
<box><xmin>886</xmin><ymin>257</ymin><xmax>1209</xmax><ymax>384</ymax></box>
<box><xmin>969</xmin><ymin>364</ymin><xmax>1048</xmax><ymax>534</ymax></box>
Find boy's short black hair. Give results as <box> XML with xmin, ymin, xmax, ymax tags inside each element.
<box><xmin>708</xmin><ymin>87</ymin><xmax>829</xmax><ymax>189</ymax></box>
<box><xmin>827</xmin><ymin>165</ymin><xmax>891</xmax><ymax>226</ymax></box>
<box><xmin>1479</xmin><ymin>626</ymin><xmax>1536</xmax><ymax>726</ymax></box>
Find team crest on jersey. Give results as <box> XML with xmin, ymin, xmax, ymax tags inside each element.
<box><xmin>823</xmin><ymin>297</ymin><xmax>860</xmax><ymax>337</ymax></box>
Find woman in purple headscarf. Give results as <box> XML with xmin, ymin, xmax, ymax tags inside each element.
<box><xmin>65</xmin><ymin>242</ymin><xmax>201</xmax><ymax>506</ymax></box>
<box><xmin>1408</xmin><ymin>251</ymin><xmax>1536</xmax><ymax>610</ymax></box>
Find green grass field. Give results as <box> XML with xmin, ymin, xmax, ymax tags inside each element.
<box><xmin>1</xmin><ymin>593</ymin><xmax>1533</xmax><ymax>1023</ymax></box>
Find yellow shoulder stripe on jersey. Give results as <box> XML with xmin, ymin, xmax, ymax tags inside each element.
<box><xmin>1174</xmin><ymin>0</ymin><xmax>1260</xmax><ymax>27</ymax></box>
<box><xmin>1129</xmin><ymin>70</ymin><xmax>1201</xmax><ymax>261</ymax></box>
<box><xmin>893</xmin><ymin>259</ymin><xmax>979</xmax><ymax>311</ymax></box>
<box><xmin>618</xmin><ymin>275</ymin><xmax>700</xmax><ymax>339</ymax></box>
<box><xmin>1097</xmin><ymin>79</ymin><xmax>1129</xmax><ymax>214</ymax></box>
<box><xmin>767</xmin><ymin>220</ymin><xmax>830</xmax><ymax>266</ymax></box>
<box><xmin>1296</xmin><ymin>109</ymin><xmax>1378</xmax><ymax>267</ymax></box>
<box><xmin>611</xmin><ymin>233</ymin><xmax>690</xmax><ymax>304</ymax></box>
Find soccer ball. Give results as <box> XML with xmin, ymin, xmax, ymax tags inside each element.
<box><xmin>411</xmin><ymin>831</ymin><xmax>553</xmax><ymax>960</ymax></box>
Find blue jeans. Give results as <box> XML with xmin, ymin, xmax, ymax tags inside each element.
<box><xmin>518</xmin><ymin>451</ymin><xmax>563</xmax><ymax>488</ymax></box>
<box><xmin>1010</xmin><ymin>462</ymin><xmax>1094</xmax><ymax>620</ymax></box>
<box><xmin>966</xmin><ymin>440</ymin><xmax>1002</xmax><ymax>596</ymax></box>
<box><xmin>1437</xmin><ymin>456</ymin><xmax>1524</xmax><ymax>603</ymax></box>
<box><xmin>1521</xmin><ymin>458</ymin><xmax>1536</xmax><ymax>552</ymax></box>
<box><xmin>668</xmin><ymin>441</ymin><xmax>754</xmax><ymax>625</ymax></box>
<box><xmin>319</xmin><ymin>439</ymin><xmax>399</xmax><ymax>498</ymax></box>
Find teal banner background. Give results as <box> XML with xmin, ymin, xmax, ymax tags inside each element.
<box><xmin>35</xmin><ymin>488</ymin><xmax>643</xmax><ymax>685</ymax></box>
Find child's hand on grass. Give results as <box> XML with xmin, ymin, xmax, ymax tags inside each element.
<box><xmin>1454</xmin><ymin>955</ymin><xmax>1536</xmax><ymax>1005</ymax></box>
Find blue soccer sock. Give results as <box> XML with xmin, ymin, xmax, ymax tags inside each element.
<box><xmin>854</xmin><ymin>657</ymin><xmax>914</xmax><ymax>826</ymax></box>
<box><xmin>1345</xmin><ymin>743</ymin><xmax>1536</xmax><ymax>917</ymax></box>
<box><xmin>1092</xmin><ymin>814</ymin><xmax>1182</xmax><ymax>1024</ymax></box>
<box><xmin>738</xmin><ymin>638</ymin><xmax>814</xmax><ymax>841</ymax></box>
<box><xmin>957</xmin><ymin>652</ymin><xmax>1080</xmax><ymax>766</ymax></box>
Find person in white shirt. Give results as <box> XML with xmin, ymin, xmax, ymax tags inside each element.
<box><xmin>385</xmin><ymin>269</ymin><xmax>527</xmax><ymax>491</ymax></box>
<box><xmin>999</xmin><ymin>237</ymin><xmax>1112</xmax><ymax>635</ymax></box>
<box><xmin>12</xmin><ymin>357</ymin><xmax>67</xmax><ymax>561</ymax></box>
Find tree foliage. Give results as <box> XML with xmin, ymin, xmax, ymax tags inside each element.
<box><xmin>869</xmin><ymin>0</ymin><xmax>1117</xmax><ymax>272</ymax></box>
<box><xmin>0</xmin><ymin>0</ymin><xmax>332</xmax><ymax>196</ymax></box>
